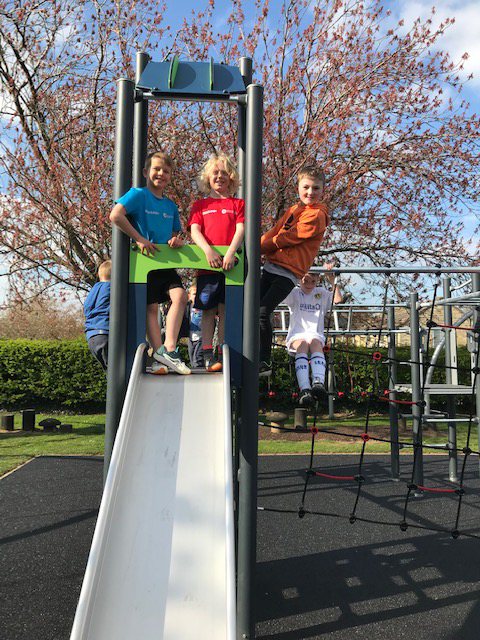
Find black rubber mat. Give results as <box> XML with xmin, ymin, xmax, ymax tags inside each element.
<box><xmin>0</xmin><ymin>456</ymin><xmax>103</xmax><ymax>640</ymax></box>
<box><xmin>2</xmin><ymin>454</ymin><xmax>480</xmax><ymax>639</ymax></box>
<box><xmin>256</xmin><ymin>454</ymin><xmax>480</xmax><ymax>640</ymax></box>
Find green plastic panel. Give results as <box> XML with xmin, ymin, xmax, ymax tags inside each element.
<box><xmin>129</xmin><ymin>244</ymin><xmax>244</xmax><ymax>286</ymax></box>
<box><xmin>209</xmin><ymin>57</ymin><xmax>214</xmax><ymax>90</ymax></box>
<box><xmin>168</xmin><ymin>55</ymin><xmax>179</xmax><ymax>89</ymax></box>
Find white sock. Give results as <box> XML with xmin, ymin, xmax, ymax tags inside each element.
<box><xmin>310</xmin><ymin>351</ymin><xmax>326</xmax><ymax>384</ymax></box>
<box><xmin>295</xmin><ymin>353</ymin><xmax>310</xmax><ymax>390</ymax></box>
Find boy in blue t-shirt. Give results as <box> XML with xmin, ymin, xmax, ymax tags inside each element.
<box><xmin>84</xmin><ymin>260</ymin><xmax>111</xmax><ymax>371</ymax></box>
<box><xmin>109</xmin><ymin>151</ymin><xmax>190</xmax><ymax>375</ymax></box>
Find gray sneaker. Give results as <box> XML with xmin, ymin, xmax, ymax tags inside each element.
<box><xmin>154</xmin><ymin>346</ymin><xmax>191</xmax><ymax>375</ymax></box>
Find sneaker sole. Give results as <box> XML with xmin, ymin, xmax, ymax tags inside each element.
<box><xmin>206</xmin><ymin>363</ymin><xmax>222</xmax><ymax>372</ymax></box>
<box><xmin>150</xmin><ymin>366</ymin><xmax>168</xmax><ymax>375</ymax></box>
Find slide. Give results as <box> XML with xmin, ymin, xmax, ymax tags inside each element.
<box><xmin>70</xmin><ymin>344</ymin><xmax>235</xmax><ymax>640</ymax></box>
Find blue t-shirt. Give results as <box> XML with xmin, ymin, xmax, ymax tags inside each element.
<box><xmin>84</xmin><ymin>282</ymin><xmax>110</xmax><ymax>340</ymax></box>
<box><xmin>116</xmin><ymin>187</ymin><xmax>181</xmax><ymax>244</ymax></box>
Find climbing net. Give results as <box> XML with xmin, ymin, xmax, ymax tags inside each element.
<box><xmin>259</xmin><ymin>268</ymin><xmax>480</xmax><ymax>540</ymax></box>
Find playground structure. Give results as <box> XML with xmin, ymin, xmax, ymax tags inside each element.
<box><xmin>270</xmin><ymin>266</ymin><xmax>480</xmax><ymax>488</ymax></box>
<box><xmin>70</xmin><ymin>54</ymin><xmax>263</xmax><ymax>640</ymax></box>
<box><xmin>68</xmin><ymin>51</ymin><xmax>480</xmax><ymax>640</ymax></box>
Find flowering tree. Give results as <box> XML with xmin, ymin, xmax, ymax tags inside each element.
<box><xmin>0</xmin><ymin>0</ymin><xmax>478</xmax><ymax>303</ymax></box>
<box><xmin>254</xmin><ymin>1</ymin><xmax>479</xmax><ymax>270</ymax></box>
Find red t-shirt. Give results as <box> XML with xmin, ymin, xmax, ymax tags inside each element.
<box><xmin>187</xmin><ymin>196</ymin><xmax>245</xmax><ymax>245</ymax></box>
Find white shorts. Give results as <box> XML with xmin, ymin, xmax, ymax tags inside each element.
<box><xmin>287</xmin><ymin>332</ymin><xmax>325</xmax><ymax>355</ymax></box>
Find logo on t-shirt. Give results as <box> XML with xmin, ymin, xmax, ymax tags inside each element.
<box><xmin>203</xmin><ymin>208</ymin><xmax>233</xmax><ymax>216</ymax></box>
<box><xmin>145</xmin><ymin>209</ymin><xmax>173</xmax><ymax>219</ymax></box>
<box><xmin>300</xmin><ymin>302</ymin><xmax>323</xmax><ymax>312</ymax></box>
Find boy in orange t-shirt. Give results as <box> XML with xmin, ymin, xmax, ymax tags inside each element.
<box><xmin>259</xmin><ymin>165</ymin><xmax>329</xmax><ymax>376</ymax></box>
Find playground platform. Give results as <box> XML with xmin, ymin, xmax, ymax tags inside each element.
<box><xmin>1</xmin><ymin>453</ymin><xmax>480</xmax><ymax>639</ymax></box>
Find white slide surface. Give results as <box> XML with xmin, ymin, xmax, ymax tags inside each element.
<box><xmin>70</xmin><ymin>344</ymin><xmax>235</xmax><ymax>640</ymax></box>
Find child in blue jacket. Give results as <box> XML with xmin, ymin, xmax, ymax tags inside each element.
<box><xmin>84</xmin><ymin>260</ymin><xmax>111</xmax><ymax>371</ymax></box>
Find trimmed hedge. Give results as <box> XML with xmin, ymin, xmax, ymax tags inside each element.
<box><xmin>0</xmin><ymin>338</ymin><xmax>474</xmax><ymax>414</ymax></box>
<box><xmin>0</xmin><ymin>338</ymin><xmax>107</xmax><ymax>412</ymax></box>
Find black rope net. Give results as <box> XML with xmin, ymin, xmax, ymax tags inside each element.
<box><xmin>259</xmin><ymin>273</ymin><xmax>480</xmax><ymax>540</ymax></box>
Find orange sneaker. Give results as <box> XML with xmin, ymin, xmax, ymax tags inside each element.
<box><xmin>150</xmin><ymin>361</ymin><xmax>168</xmax><ymax>375</ymax></box>
<box><xmin>205</xmin><ymin>354</ymin><xmax>222</xmax><ymax>372</ymax></box>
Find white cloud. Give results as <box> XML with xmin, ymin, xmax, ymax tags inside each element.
<box><xmin>391</xmin><ymin>1</ymin><xmax>480</xmax><ymax>87</ymax></box>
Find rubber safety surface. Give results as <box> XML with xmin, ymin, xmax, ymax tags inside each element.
<box><xmin>2</xmin><ymin>454</ymin><xmax>480</xmax><ymax>639</ymax></box>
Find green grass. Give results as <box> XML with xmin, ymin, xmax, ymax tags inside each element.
<box><xmin>0</xmin><ymin>413</ymin><xmax>105</xmax><ymax>477</ymax></box>
<box><xmin>1</xmin><ymin>410</ymin><xmax>476</xmax><ymax>477</ymax></box>
<box><xmin>257</xmin><ymin>411</ymin><xmax>478</xmax><ymax>455</ymax></box>
<box><xmin>259</xmin><ymin>413</ymin><xmax>392</xmax><ymax>429</ymax></box>
<box><xmin>258</xmin><ymin>440</ymin><xmax>391</xmax><ymax>454</ymax></box>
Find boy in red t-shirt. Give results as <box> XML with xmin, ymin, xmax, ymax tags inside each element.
<box><xmin>188</xmin><ymin>154</ymin><xmax>245</xmax><ymax>371</ymax></box>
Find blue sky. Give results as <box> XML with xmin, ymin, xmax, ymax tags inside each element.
<box><xmin>389</xmin><ymin>1</ymin><xmax>480</xmax><ymax>249</ymax></box>
<box><xmin>1</xmin><ymin>0</ymin><xmax>479</xmax><ymax>307</ymax></box>
<box><xmin>136</xmin><ymin>0</ymin><xmax>480</xmax><ymax>267</ymax></box>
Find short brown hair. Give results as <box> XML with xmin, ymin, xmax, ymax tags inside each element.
<box><xmin>98</xmin><ymin>260</ymin><xmax>111</xmax><ymax>281</ymax></box>
<box><xmin>144</xmin><ymin>151</ymin><xmax>174</xmax><ymax>173</ymax></box>
<box><xmin>297</xmin><ymin>165</ymin><xmax>325</xmax><ymax>187</ymax></box>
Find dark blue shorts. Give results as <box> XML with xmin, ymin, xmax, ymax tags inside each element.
<box><xmin>147</xmin><ymin>269</ymin><xmax>183</xmax><ymax>304</ymax></box>
<box><xmin>87</xmin><ymin>334</ymin><xmax>108</xmax><ymax>371</ymax></box>
<box><xmin>195</xmin><ymin>273</ymin><xmax>225</xmax><ymax>310</ymax></box>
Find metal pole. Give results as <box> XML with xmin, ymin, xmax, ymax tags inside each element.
<box><xmin>443</xmin><ymin>277</ymin><xmax>457</xmax><ymax>482</ymax></box>
<box><xmin>328</xmin><ymin>340</ymin><xmax>335</xmax><ymax>419</ymax></box>
<box><xmin>237</xmin><ymin>83</ymin><xmax>263</xmax><ymax>640</ymax></box>
<box><xmin>472</xmin><ymin>273</ymin><xmax>480</xmax><ymax>475</ymax></box>
<box><xmin>237</xmin><ymin>57</ymin><xmax>252</xmax><ymax>200</ymax></box>
<box><xmin>133</xmin><ymin>52</ymin><xmax>149</xmax><ymax>186</ymax></box>
<box><xmin>387</xmin><ymin>299</ymin><xmax>400</xmax><ymax>480</ymax></box>
<box><xmin>104</xmin><ymin>79</ymin><xmax>134</xmax><ymax>482</ymax></box>
<box><xmin>410</xmin><ymin>292</ymin><xmax>424</xmax><ymax>491</ymax></box>
<box><xmin>310</xmin><ymin>266</ymin><xmax>480</xmax><ymax>275</ymax></box>
<box><xmin>234</xmin><ymin>56</ymin><xmax>252</xmax><ymax>574</ymax></box>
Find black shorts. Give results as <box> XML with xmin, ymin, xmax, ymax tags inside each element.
<box><xmin>147</xmin><ymin>269</ymin><xmax>184</xmax><ymax>305</ymax></box>
<box><xmin>195</xmin><ymin>273</ymin><xmax>225</xmax><ymax>310</ymax></box>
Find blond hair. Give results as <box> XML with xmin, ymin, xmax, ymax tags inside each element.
<box><xmin>144</xmin><ymin>151</ymin><xmax>174</xmax><ymax>173</ymax></box>
<box><xmin>297</xmin><ymin>165</ymin><xmax>325</xmax><ymax>188</ymax></box>
<box><xmin>98</xmin><ymin>260</ymin><xmax>111</xmax><ymax>282</ymax></box>
<box><xmin>197</xmin><ymin>153</ymin><xmax>239</xmax><ymax>195</ymax></box>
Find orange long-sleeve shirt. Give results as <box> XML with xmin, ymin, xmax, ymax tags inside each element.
<box><xmin>260</xmin><ymin>202</ymin><xmax>330</xmax><ymax>278</ymax></box>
